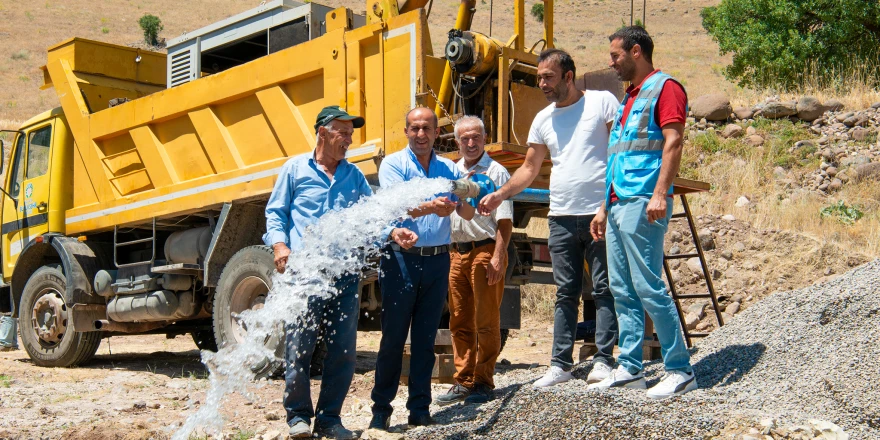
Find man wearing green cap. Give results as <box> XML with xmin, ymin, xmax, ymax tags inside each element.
<box><xmin>264</xmin><ymin>105</ymin><xmax>416</xmax><ymax>439</ymax></box>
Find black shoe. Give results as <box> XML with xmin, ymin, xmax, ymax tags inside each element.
<box><xmin>313</xmin><ymin>422</ymin><xmax>357</xmax><ymax>439</ymax></box>
<box><xmin>464</xmin><ymin>383</ymin><xmax>495</xmax><ymax>404</ymax></box>
<box><xmin>407</xmin><ymin>413</ymin><xmax>436</xmax><ymax>427</ymax></box>
<box><xmin>368</xmin><ymin>413</ymin><xmax>390</xmax><ymax>431</ymax></box>
<box><xmin>434</xmin><ymin>383</ymin><xmax>471</xmax><ymax>406</ymax></box>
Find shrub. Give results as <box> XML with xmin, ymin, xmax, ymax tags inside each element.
<box><xmin>820</xmin><ymin>200</ymin><xmax>864</xmax><ymax>226</ymax></box>
<box><xmin>138</xmin><ymin>14</ymin><xmax>163</xmax><ymax>46</ymax></box>
<box><xmin>10</xmin><ymin>50</ymin><xmax>29</xmax><ymax>61</ymax></box>
<box><xmin>701</xmin><ymin>0</ymin><xmax>880</xmax><ymax>91</ymax></box>
<box><xmin>530</xmin><ymin>3</ymin><xmax>544</xmax><ymax>22</ymax></box>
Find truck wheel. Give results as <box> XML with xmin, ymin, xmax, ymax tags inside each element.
<box><xmin>191</xmin><ymin>330</ymin><xmax>218</xmax><ymax>352</ymax></box>
<box><xmin>213</xmin><ymin>246</ymin><xmax>284</xmax><ymax>377</ymax></box>
<box><xmin>19</xmin><ymin>266</ymin><xmax>101</xmax><ymax>367</ymax></box>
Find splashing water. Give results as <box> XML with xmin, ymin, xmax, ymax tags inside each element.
<box><xmin>172</xmin><ymin>177</ymin><xmax>454</xmax><ymax>439</ymax></box>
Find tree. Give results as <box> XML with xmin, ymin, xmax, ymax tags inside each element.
<box><xmin>701</xmin><ymin>0</ymin><xmax>880</xmax><ymax>90</ymax></box>
<box><xmin>138</xmin><ymin>14</ymin><xmax>164</xmax><ymax>47</ymax></box>
<box><xmin>531</xmin><ymin>3</ymin><xmax>544</xmax><ymax>23</ymax></box>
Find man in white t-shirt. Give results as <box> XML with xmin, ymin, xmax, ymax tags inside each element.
<box><xmin>479</xmin><ymin>48</ymin><xmax>620</xmax><ymax>388</ymax></box>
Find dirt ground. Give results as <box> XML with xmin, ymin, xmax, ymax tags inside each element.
<box><xmin>0</xmin><ymin>319</ymin><xmax>556</xmax><ymax>440</ymax></box>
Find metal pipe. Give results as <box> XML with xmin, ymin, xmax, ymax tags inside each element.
<box><xmin>543</xmin><ymin>0</ymin><xmax>554</xmax><ymax>49</ymax></box>
<box><xmin>434</xmin><ymin>0</ymin><xmax>477</xmax><ymax>120</ymax></box>
<box><xmin>93</xmin><ymin>320</ymin><xmax>168</xmax><ymax>333</ymax></box>
<box><xmin>510</xmin><ymin>188</ymin><xmax>550</xmax><ymax>203</ymax></box>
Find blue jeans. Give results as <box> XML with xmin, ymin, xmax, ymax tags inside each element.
<box><xmin>284</xmin><ymin>274</ymin><xmax>360</xmax><ymax>428</ymax></box>
<box><xmin>606</xmin><ymin>198</ymin><xmax>692</xmax><ymax>374</ymax></box>
<box><xmin>371</xmin><ymin>248</ymin><xmax>449</xmax><ymax>418</ymax></box>
<box><xmin>548</xmin><ymin>215</ymin><xmax>617</xmax><ymax>369</ymax></box>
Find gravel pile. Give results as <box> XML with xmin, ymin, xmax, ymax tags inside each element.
<box><xmin>409</xmin><ymin>260</ymin><xmax>880</xmax><ymax>439</ymax></box>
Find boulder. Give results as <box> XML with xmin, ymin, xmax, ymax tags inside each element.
<box><xmin>686</xmin><ymin>257</ymin><xmax>704</xmax><ymax>277</ymax></box>
<box><xmin>746</xmin><ymin>126</ymin><xmax>757</xmax><ymax>136</ymax></box>
<box><xmin>796</xmin><ymin>96</ymin><xmax>824</xmax><ymax>121</ymax></box>
<box><xmin>735</xmin><ymin>196</ymin><xmax>751</xmax><ymax>207</ymax></box>
<box><xmin>854</xmin><ymin>162</ymin><xmax>880</xmax><ymax>182</ymax></box>
<box><xmin>746</xmin><ymin>134</ymin><xmax>764</xmax><ymax>146</ymax></box>
<box><xmin>691</xmin><ymin>94</ymin><xmax>732</xmax><ymax>121</ymax></box>
<box><xmin>761</xmin><ymin>101</ymin><xmax>797</xmax><ymax>119</ymax></box>
<box><xmin>852</xmin><ymin>127</ymin><xmax>869</xmax><ymax>141</ymax></box>
<box><xmin>721</xmin><ymin>124</ymin><xmax>744</xmax><ymax>138</ymax></box>
<box><xmin>733</xmin><ymin>106</ymin><xmax>754</xmax><ymax>120</ymax></box>
<box><xmin>725</xmin><ymin>301</ymin><xmax>741</xmax><ymax>315</ymax></box>
<box><xmin>824</xmin><ymin>98</ymin><xmax>845</xmax><ymax>112</ymax></box>
<box><xmin>698</xmin><ymin>228</ymin><xmax>715</xmax><ymax>250</ymax></box>
<box><xmin>829</xmin><ymin>178</ymin><xmax>843</xmax><ymax>191</ymax></box>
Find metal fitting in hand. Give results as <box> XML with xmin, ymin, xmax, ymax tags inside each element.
<box><xmin>450</xmin><ymin>178</ymin><xmax>481</xmax><ymax>199</ymax></box>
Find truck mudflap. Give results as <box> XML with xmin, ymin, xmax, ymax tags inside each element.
<box><xmin>10</xmin><ymin>234</ymin><xmax>109</xmax><ymax>318</ymax></box>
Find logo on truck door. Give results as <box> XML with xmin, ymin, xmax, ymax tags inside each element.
<box><xmin>24</xmin><ymin>183</ymin><xmax>33</xmax><ymax>199</ymax></box>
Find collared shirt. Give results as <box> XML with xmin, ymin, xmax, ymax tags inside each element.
<box><xmin>378</xmin><ymin>146</ymin><xmax>463</xmax><ymax>247</ymax></box>
<box><xmin>450</xmin><ymin>152</ymin><xmax>513</xmax><ymax>243</ymax></box>
<box><xmin>263</xmin><ymin>153</ymin><xmax>372</xmax><ymax>251</ymax></box>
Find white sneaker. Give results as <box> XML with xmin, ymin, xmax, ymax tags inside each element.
<box><xmin>646</xmin><ymin>370</ymin><xmax>698</xmax><ymax>400</ymax></box>
<box><xmin>587</xmin><ymin>365</ymin><xmax>646</xmax><ymax>391</ymax></box>
<box><xmin>586</xmin><ymin>362</ymin><xmax>613</xmax><ymax>384</ymax></box>
<box><xmin>532</xmin><ymin>366</ymin><xmax>573</xmax><ymax>388</ymax></box>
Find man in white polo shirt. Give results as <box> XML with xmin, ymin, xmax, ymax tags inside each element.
<box><xmin>434</xmin><ymin>116</ymin><xmax>513</xmax><ymax>406</ymax></box>
<box><xmin>479</xmin><ymin>48</ymin><xmax>620</xmax><ymax>387</ymax></box>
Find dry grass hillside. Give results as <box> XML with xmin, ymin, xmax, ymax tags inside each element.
<box><xmin>0</xmin><ymin>0</ymin><xmax>732</xmax><ymax>128</ymax></box>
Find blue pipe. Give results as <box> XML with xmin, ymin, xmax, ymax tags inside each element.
<box><xmin>510</xmin><ymin>188</ymin><xmax>550</xmax><ymax>204</ymax></box>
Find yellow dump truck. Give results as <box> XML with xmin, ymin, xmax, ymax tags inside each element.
<box><xmin>0</xmin><ymin>0</ymin><xmax>622</xmax><ymax>368</ymax></box>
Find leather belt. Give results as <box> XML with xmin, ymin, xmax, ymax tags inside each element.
<box><xmin>452</xmin><ymin>238</ymin><xmax>495</xmax><ymax>253</ymax></box>
<box><xmin>389</xmin><ymin>243</ymin><xmax>450</xmax><ymax>256</ymax></box>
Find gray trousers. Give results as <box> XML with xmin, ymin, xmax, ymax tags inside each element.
<box><xmin>548</xmin><ymin>215</ymin><xmax>618</xmax><ymax>370</ymax></box>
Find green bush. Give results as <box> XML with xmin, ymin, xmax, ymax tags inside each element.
<box><xmin>138</xmin><ymin>14</ymin><xmax>164</xmax><ymax>46</ymax></box>
<box><xmin>820</xmin><ymin>200</ymin><xmax>864</xmax><ymax>225</ymax></box>
<box><xmin>701</xmin><ymin>0</ymin><xmax>880</xmax><ymax>90</ymax></box>
<box><xmin>530</xmin><ymin>3</ymin><xmax>544</xmax><ymax>22</ymax></box>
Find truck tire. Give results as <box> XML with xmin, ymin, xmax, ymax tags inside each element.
<box><xmin>213</xmin><ymin>246</ymin><xmax>284</xmax><ymax>377</ymax></box>
<box><xmin>191</xmin><ymin>330</ymin><xmax>218</xmax><ymax>352</ymax></box>
<box><xmin>19</xmin><ymin>266</ymin><xmax>101</xmax><ymax>367</ymax></box>
<box><xmin>500</xmin><ymin>328</ymin><xmax>509</xmax><ymax>353</ymax></box>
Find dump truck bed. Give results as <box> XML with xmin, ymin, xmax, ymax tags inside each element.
<box><xmin>42</xmin><ymin>11</ymin><xmax>434</xmax><ymax>235</ymax></box>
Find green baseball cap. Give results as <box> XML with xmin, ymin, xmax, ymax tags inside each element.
<box><xmin>314</xmin><ymin>105</ymin><xmax>365</xmax><ymax>133</ymax></box>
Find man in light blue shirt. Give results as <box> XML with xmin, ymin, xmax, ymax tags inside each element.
<box><xmin>264</xmin><ymin>106</ymin><xmax>411</xmax><ymax>439</ymax></box>
<box><xmin>369</xmin><ymin>107</ymin><xmax>475</xmax><ymax>430</ymax></box>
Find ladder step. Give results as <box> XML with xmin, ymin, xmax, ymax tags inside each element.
<box><xmin>665</xmin><ymin>253</ymin><xmax>700</xmax><ymax>260</ymax></box>
<box><xmin>673</xmin><ymin>293</ymin><xmax>713</xmax><ymax>299</ymax></box>
<box><xmin>116</xmin><ymin>237</ymin><xmax>154</xmax><ymax>247</ymax></box>
<box><xmin>687</xmin><ymin>332</ymin><xmax>711</xmax><ymax>338</ymax></box>
<box><xmin>671</xmin><ymin>213</ymin><xmax>689</xmax><ymax>219</ymax></box>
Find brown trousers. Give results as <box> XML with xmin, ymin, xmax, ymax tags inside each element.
<box><xmin>448</xmin><ymin>243</ymin><xmax>507</xmax><ymax>389</ymax></box>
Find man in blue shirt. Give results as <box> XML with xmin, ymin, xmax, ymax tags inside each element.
<box><xmin>369</xmin><ymin>107</ymin><xmax>475</xmax><ymax>430</ymax></box>
<box><xmin>264</xmin><ymin>106</ymin><xmax>414</xmax><ymax>439</ymax></box>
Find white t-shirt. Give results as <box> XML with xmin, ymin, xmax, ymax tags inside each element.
<box><xmin>527</xmin><ymin>91</ymin><xmax>620</xmax><ymax>216</ymax></box>
<box><xmin>450</xmin><ymin>153</ymin><xmax>514</xmax><ymax>243</ymax></box>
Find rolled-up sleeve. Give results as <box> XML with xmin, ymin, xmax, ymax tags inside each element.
<box><xmin>263</xmin><ymin>161</ymin><xmax>295</xmax><ymax>247</ymax></box>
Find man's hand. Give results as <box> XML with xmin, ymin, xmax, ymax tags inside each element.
<box><xmin>391</xmin><ymin>228</ymin><xmax>419</xmax><ymax>249</ymax></box>
<box><xmin>646</xmin><ymin>194</ymin><xmax>668</xmax><ymax>223</ymax></box>
<box><xmin>478</xmin><ymin>192</ymin><xmax>503</xmax><ymax>216</ymax></box>
<box><xmin>486</xmin><ymin>253</ymin><xmax>506</xmax><ymax>285</ymax></box>
<box><xmin>272</xmin><ymin>243</ymin><xmax>291</xmax><ymax>274</ymax></box>
<box><xmin>590</xmin><ymin>207</ymin><xmax>607</xmax><ymax>241</ymax></box>
<box><xmin>432</xmin><ymin>196</ymin><xmax>457</xmax><ymax>217</ymax></box>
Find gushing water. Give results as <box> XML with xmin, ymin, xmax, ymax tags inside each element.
<box><xmin>172</xmin><ymin>177</ymin><xmax>454</xmax><ymax>439</ymax></box>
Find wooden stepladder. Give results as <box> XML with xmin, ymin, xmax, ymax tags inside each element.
<box><xmin>660</xmin><ymin>178</ymin><xmax>725</xmax><ymax>348</ymax></box>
